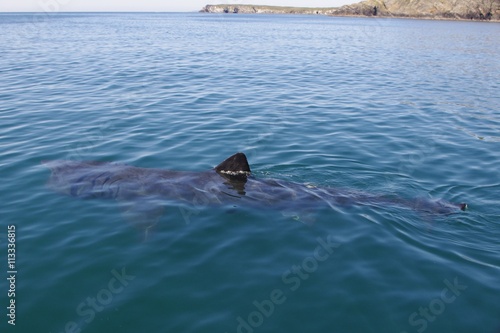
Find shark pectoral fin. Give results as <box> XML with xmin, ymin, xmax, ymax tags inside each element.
<box><xmin>118</xmin><ymin>198</ymin><xmax>165</xmax><ymax>240</ymax></box>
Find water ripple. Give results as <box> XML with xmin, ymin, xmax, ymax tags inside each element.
<box><xmin>1</xmin><ymin>13</ymin><xmax>499</xmax><ymax>333</ymax></box>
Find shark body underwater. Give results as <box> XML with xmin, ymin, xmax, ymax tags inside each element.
<box><xmin>43</xmin><ymin>152</ymin><xmax>467</xmax><ymax>226</ymax></box>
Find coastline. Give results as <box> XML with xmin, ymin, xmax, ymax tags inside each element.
<box><xmin>200</xmin><ymin>2</ymin><xmax>500</xmax><ymax>22</ymax></box>
<box><xmin>200</xmin><ymin>4</ymin><xmax>338</xmax><ymax>15</ymax></box>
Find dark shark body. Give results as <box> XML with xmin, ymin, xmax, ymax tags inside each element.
<box><xmin>43</xmin><ymin>153</ymin><xmax>467</xmax><ymax>223</ymax></box>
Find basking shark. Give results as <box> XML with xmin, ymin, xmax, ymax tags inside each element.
<box><xmin>43</xmin><ymin>153</ymin><xmax>467</xmax><ymax>228</ymax></box>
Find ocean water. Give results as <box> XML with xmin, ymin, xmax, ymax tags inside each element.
<box><xmin>0</xmin><ymin>12</ymin><xmax>499</xmax><ymax>333</ymax></box>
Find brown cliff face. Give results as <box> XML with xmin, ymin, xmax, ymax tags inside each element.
<box><xmin>201</xmin><ymin>1</ymin><xmax>500</xmax><ymax>20</ymax></box>
<box><xmin>335</xmin><ymin>0</ymin><xmax>500</xmax><ymax>20</ymax></box>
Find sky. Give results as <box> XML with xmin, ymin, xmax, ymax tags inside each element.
<box><xmin>0</xmin><ymin>0</ymin><xmax>355</xmax><ymax>13</ymax></box>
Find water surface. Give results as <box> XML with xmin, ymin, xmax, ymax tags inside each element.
<box><xmin>0</xmin><ymin>13</ymin><xmax>499</xmax><ymax>333</ymax></box>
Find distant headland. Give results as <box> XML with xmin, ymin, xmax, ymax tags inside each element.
<box><xmin>200</xmin><ymin>0</ymin><xmax>500</xmax><ymax>21</ymax></box>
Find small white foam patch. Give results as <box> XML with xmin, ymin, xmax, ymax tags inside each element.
<box><xmin>219</xmin><ymin>170</ymin><xmax>251</xmax><ymax>176</ymax></box>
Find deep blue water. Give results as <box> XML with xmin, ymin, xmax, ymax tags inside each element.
<box><xmin>0</xmin><ymin>12</ymin><xmax>499</xmax><ymax>333</ymax></box>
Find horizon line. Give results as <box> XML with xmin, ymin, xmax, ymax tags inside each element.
<box><xmin>0</xmin><ymin>11</ymin><xmax>201</xmax><ymax>13</ymax></box>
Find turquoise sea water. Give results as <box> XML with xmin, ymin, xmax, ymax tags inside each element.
<box><xmin>0</xmin><ymin>12</ymin><xmax>499</xmax><ymax>333</ymax></box>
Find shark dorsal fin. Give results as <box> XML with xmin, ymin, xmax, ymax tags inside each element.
<box><xmin>215</xmin><ymin>152</ymin><xmax>251</xmax><ymax>180</ymax></box>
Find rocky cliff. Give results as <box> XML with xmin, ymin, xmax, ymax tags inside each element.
<box><xmin>200</xmin><ymin>4</ymin><xmax>337</xmax><ymax>15</ymax></box>
<box><xmin>335</xmin><ymin>0</ymin><xmax>500</xmax><ymax>20</ymax></box>
<box><xmin>201</xmin><ymin>0</ymin><xmax>500</xmax><ymax>20</ymax></box>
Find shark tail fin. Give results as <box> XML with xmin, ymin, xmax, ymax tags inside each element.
<box><xmin>215</xmin><ymin>152</ymin><xmax>251</xmax><ymax>180</ymax></box>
